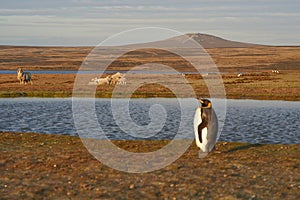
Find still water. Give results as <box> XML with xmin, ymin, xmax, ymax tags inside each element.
<box><xmin>0</xmin><ymin>98</ymin><xmax>299</xmax><ymax>144</ymax></box>
<box><xmin>0</xmin><ymin>70</ymin><xmax>224</xmax><ymax>75</ymax></box>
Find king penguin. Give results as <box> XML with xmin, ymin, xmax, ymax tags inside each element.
<box><xmin>194</xmin><ymin>98</ymin><xmax>218</xmax><ymax>154</ymax></box>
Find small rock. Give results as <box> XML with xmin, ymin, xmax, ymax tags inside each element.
<box><xmin>129</xmin><ymin>184</ymin><xmax>135</xmax><ymax>189</ymax></box>
<box><xmin>81</xmin><ymin>183</ymin><xmax>93</xmax><ymax>190</ymax></box>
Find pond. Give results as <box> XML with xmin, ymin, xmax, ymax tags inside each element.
<box><xmin>0</xmin><ymin>98</ymin><xmax>299</xmax><ymax>144</ymax></box>
<box><xmin>0</xmin><ymin>70</ymin><xmax>225</xmax><ymax>75</ymax></box>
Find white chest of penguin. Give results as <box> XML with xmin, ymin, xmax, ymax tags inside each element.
<box><xmin>193</xmin><ymin>99</ymin><xmax>218</xmax><ymax>155</ymax></box>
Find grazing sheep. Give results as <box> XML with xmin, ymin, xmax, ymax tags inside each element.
<box><xmin>110</xmin><ymin>72</ymin><xmax>124</xmax><ymax>85</ymax></box>
<box><xmin>97</xmin><ymin>76</ymin><xmax>111</xmax><ymax>85</ymax></box>
<box><xmin>116</xmin><ymin>76</ymin><xmax>126</xmax><ymax>85</ymax></box>
<box><xmin>88</xmin><ymin>77</ymin><xmax>98</xmax><ymax>85</ymax></box>
<box><xmin>88</xmin><ymin>76</ymin><xmax>111</xmax><ymax>85</ymax></box>
<box><xmin>237</xmin><ymin>73</ymin><xmax>243</xmax><ymax>77</ymax></box>
<box><xmin>88</xmin><ymin>72</ymin><xmax>125</xmax><ymax>86</ymax></box>
<box><xmin>17</xmin><ymin>67</ymin><xmax>32</xmax><ymax>85</ymax></box>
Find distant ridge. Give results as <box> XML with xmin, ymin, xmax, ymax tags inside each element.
<box><xmin>123</xmin><ymin>33</ymin><xmax>262</xmax><ymax>49</ymax></box>
<box><xmin>184</xmin><ymin>33</ymin><xmax>260</xmax><ymax>48</ymax></box>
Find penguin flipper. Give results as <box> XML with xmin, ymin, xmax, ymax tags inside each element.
<box><xmin>198</xmin><ymin>121</ymin><xmax>208</xmax><ymax>143</ymax></box>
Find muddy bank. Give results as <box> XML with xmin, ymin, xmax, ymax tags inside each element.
<box><xmin>0</xmin><ymin>132</ymin><xmax>299</xmax><ymax>199</ymax></box>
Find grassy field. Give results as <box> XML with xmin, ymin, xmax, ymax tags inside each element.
<box><xmin>0</xmin><ymin>132</ymin><xmax>299</xmax><ymax>199</ymax></box>
<box><xmin>0</xmin><ymin>45</ymin><xmax>299</xmax><ymax>100</ymax></box>
<box><xmin>0</xmin><ymin>46</ymin><xmax>299</xmax><ymax>71</ymax></box>
<box><xmin>1</xmin><ymin>71</ymin><xmax>299</xmax><ymax>100</ymax></box>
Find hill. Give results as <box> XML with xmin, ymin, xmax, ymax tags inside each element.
<box><xmin>124</xmin><ymin>33</ymin><xmax>262</xmax><ymax>49</ymax></box>
<box><xmin>184</xmin><ymin>33</ymin><xmax>261</xmax><ymax>48</ymax></box>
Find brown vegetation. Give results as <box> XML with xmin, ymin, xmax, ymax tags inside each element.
<box><xmin>0</xmin><ymin>45</ymin><xmax>299</xmax><ymax>71</ymax></box>
<box><xmin>0</xmin><ymin>132</ymin><xmax>299</xmax><ymax>199</ymax></box>
<box><xmin>0</xmin><ymin>45</ymin><xmax>299</xmax><ymax>99</ymax></box>
<box><xmin>0</xmin><ymin>70</ymin><xmax>299</xmax><ymax>100</ymax></box>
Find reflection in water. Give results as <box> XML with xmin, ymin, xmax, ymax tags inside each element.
<box><xmin>0</xmin><ymin>98</ymin><xmax>299</xmax><ymax>144</ymax></box>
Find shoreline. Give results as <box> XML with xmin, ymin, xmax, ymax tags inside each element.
<box><xmin>1</xmin><ymin>131</ymin><xmax>299</xmax><ymax>199</ymax></box>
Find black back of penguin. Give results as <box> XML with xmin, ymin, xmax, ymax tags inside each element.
<box><xmin>206</xmin><ymin>107</ymin><xmax>218</xmax><ymax>152</ymax></box>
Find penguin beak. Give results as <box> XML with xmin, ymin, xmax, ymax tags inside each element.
<box><xmin>198</xmin><ymin>99</ymin><xmax>204</xmax><ymax>104</ymax></box>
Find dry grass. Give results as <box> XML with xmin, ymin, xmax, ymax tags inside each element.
<box><xmin>1</xmin><ymin>46</ymin><xmax>300</xmax><ymax>71</ymax></box>
<box><xmin>0</xmin><ymin>45</ymin><xmax>299</xmax><ymax>100</ymax></box>
<box><xmin>1</xmin><ymin>71</ymin><xmax>299</xmax><ymax>100</ymax></box>
<box><xmin>207</xmin><ymin>46</ymin><xmax>300</xmax><ymax>71</ymax></box>
<box><xmin>0</xmin><ymin>46</ymin><xmax>91</xmax><ymax>70</ymax></box>
<box><xmin>0</xmin><ymin>132</ymin><xmax>299</xmax><ymax>199</ymax></box>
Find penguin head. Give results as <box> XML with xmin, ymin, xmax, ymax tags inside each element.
<box><xmin>198</xmin><ymin>98</ymin><xmax>212</xmax><ymax>108</ymax></box>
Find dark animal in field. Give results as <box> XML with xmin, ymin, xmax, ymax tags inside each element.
<box><xmin>17</xmin><ymin>67</ymin><xmax>33</xmax><ymax>85</ymax></box>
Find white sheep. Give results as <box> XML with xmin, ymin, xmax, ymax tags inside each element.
<box><xmin>97</xmin><ymin>76</ymin><xmax>111</xmax><ymax>85</ymax></box>
<box><xmin>116</xmin><ymin>77</ymin><xmax>126</xmax><ymax>85</ymax></box>
<box><xmin>110</xmin><ymin>72</ymin><xmax>125</xmax><ymax>85</ymax></box>
<box><xmin>88</xmin><ymin>76</ymin><xmax>111</xmax><ymax>85</ymax></box>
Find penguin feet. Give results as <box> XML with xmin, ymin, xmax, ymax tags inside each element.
<box><xmin>198</xmin><ymin>151</ymin><xmax>208</xmax><ymax>159</ymax></box>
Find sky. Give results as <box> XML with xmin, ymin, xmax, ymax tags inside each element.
<box><xmin>0</xmin><ymin>0</ymin><xmax>299</xmax><ymax>46</ymax></box>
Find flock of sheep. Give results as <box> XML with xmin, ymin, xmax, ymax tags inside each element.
<box><xmin>237</xmin><ymin>69</ymin><xmax>280</xmax><ymax>77</ymax></box>
<box><xmin>271</xmin><ymin>70</ymin><xmax>280</xmax><ymax>74</ymax></box>
<box><xmin>17</xmin><ymin>67</ymin><xmax>280</xmax><ymax>86</ymax></box>
<box><xmin>88</xmin><ymin>72</ymin><xmax>126</xmax><ymax>86</ymax></box>
<box><xmin>16</xmin><ymin>68</ymin><xmax>126</xmax><ymax>86</ymax></box>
